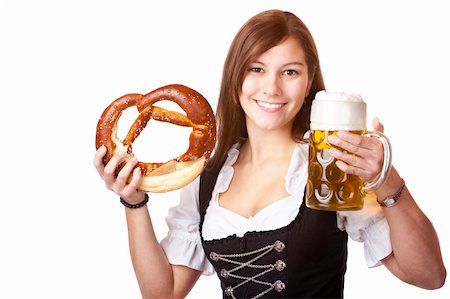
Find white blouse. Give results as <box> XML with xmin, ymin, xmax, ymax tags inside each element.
<box><xmin>160</xmin><ymin>143</ymin><xmax>392</xmax><ymax>276</ymax></box>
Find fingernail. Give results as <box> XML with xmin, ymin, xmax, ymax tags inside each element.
<box><xmin>328</xmin><ymin>135</ymin><xmax>336</xmax><ymax>143</ymax></box>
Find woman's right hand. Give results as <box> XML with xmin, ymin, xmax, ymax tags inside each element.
<box><xmin>93</xmin><ymin>145</ymin><xmax>146</xmax><ymax>204</ymax></box>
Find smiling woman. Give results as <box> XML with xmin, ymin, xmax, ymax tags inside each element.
<box><xmin>239</xmin><ymin>37</ymin><xmax>311</xmax><ymax>133</ymax></box>
<box><xmin>92</xmin><ymin>7</ymin><xmax>445</xmax><ymax>299</ymax></box>
<box><xmin>2</xmin><ymin>1</ymin><xmax>449</xmax><ymax>299</ymax></box>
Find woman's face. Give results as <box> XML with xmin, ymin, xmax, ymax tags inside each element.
<box><xmin>239</xmin><ymin>36</ymin><xmax>311</xmax><ymax>134</ymax></box>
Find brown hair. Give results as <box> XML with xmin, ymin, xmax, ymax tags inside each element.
<box><xmin>210</xmin><ymin>9</ymin><xmax>325</xmax><ymax>168</ymax></box>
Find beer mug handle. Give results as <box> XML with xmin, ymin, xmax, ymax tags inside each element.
<box><xmin>362</xmin><ymin>131</ymin><xmax>392</xmax><ymax>191</ymax></box>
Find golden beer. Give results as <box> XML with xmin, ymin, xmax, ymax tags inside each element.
<box><xmin>306</xmin><ymin>130</ymin><xmax>365</xmax><ymax>211</ymax></box>
<box><xmin>306</xmin><ymin>91</ymin><xmax>392</xmax><ymax>211</ymax></box>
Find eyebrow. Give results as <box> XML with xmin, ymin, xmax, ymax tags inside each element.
<box><xmin>252</xmin><ymin>61</ymin><xmax>306</xmax><ymax>68</ymax></box>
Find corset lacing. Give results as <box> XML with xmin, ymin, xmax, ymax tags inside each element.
<box><xmin>209</xmin><ymin>240</ymin><xmax>286</xmax><ymax>299</ymax></box>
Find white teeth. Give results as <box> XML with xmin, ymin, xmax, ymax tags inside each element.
<box><xmin>257</xmin><ymin>100</ymin><xmax>283</xmax><ymax>109</ymax></box>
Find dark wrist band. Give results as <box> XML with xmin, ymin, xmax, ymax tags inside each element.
<box><xmin>120</xmin><ymin>193</ymin><xmax>149</xmax><ymax>209</ymax></box>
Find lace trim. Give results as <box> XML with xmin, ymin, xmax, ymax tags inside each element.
<box><xmin>202</xmin><ymin>196</ymin><xmax>306</xmax><ymax>245</ymax></box>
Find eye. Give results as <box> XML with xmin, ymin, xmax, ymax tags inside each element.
<box><xmin>249</xmin><ymin>67</ymin><xmax>263</xmax><ymax>73</ymax></box>
<box><xmin>283</xmin><ymin>69</ymin><xmax>299</xmax><ymax>76</ymax></box>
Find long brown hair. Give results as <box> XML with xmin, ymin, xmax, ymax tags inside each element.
<box><xmin>210</xmin><ymin>10</ymin><xmax>325</xmax><ymax>168</ymax></box>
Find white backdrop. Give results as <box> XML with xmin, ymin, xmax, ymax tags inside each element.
<box><xmin>1</xmin><ymin>0</ymin><xmax>449</xmax><ymax>298</ymax></box>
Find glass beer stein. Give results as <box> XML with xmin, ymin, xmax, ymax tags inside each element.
<box><xmin>306</xmin><ymin>91</ymin><xmax>392</xmax><ymax>211</ymax></box>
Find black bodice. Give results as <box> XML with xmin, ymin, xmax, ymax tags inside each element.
<box><xmin>198</xmin><ymin>165</ymin><xmax>348</xmax><ymax>299</ymax></box>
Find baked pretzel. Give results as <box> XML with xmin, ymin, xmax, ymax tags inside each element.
<box><xmin>96</xmin><ymin>84</ymin><xmax>216</xmax><ymax>192</ymax></box>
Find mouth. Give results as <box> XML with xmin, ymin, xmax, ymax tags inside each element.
<box><xmin>255</xmin><ymin>100</ymin><xmax>285</xmax><ymax>111</ymax></box>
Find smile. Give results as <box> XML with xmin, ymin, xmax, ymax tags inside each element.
<box><xmin>255</xmin><ymin>100</ymin><xmax>285</xmax><ymax>110</ymax></box>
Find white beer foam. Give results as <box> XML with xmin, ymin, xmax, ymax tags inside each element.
<box><xmin>310</xmin><ymin>90</ymin><xmax>367</xmax><ymax>131</ymax></box>
<box><xmin>314</xmin><ymin>90</ymin><xmax>364</xmax><ymax>103</ymax></box>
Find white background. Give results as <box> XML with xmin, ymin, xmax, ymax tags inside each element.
<box><xmin>1</xmin><ymin>0</ymin><xmax>449</xmax><ymax>298</ymax></box>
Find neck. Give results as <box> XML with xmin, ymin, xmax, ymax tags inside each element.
<box><xmin>239</xmin><ymin>128</ymin><xmax>297</xmax><ymax>166</ymax></box>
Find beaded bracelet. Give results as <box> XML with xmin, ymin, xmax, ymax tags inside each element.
<box><xmin>120</xmin><ymin>193</ymin><xmax>149</xmax><ymax>209</ymax></box>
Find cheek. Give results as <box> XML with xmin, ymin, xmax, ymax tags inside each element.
<box><xmin>241</xmin><ymin>76</ymin><xmax>257</xmax><ymax>97</ymax></box>
<box><xmin>288</xmin><ymin>85</ymin><xmax>307</xmax><ymax>108</ymax></box>
<box><xmin>291</xmin><ymin>98</ymin><xmax>305</xmax><ymax>116</ymax></box>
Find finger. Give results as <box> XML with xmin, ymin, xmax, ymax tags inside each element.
<box><xmin>93</xmin><ymin>145</ymin><xmax>107</xmax><ymax>174</ymax></box>
<box><xmin>330</xmin><ymin>147</ymin><xmax>382</xmax><ymax>181</ymax></box>
<box><xmin>372</xmin><ymin>117</ymin><xmax>384</xmax><ymax>133</ymax></box>
<box><xmin>335</xmin><ymin>160</ymin><xmax>373</xmax><ymax>181</ymax></box>
<box><xmin>329</xmin><ymin>147</ymin><xmax>366</xmax><ymax>170</ymax></box>
<box><xmin>116</xmin><ymin>156</ymin><xmax>138</xmax><ymax>188</ymax></box>
<box><xmin>122</xmin><ymin>167</ymin><xmax>142</xmax><ymax>197</ymax></box>
<box><xmin>103</xmin><ymin>151</ymin><xmax>125</xmax><ymax>185</ymax></box>
<box><xmin>328</xmin><ymin>132</ymin><xmax>378</xmax><ymax>153</ymax></box>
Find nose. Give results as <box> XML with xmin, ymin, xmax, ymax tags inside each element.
<box><xmin>263</xmin><ymin>73</ymin><xmax>282</xmax><ymax>96</ymax></box>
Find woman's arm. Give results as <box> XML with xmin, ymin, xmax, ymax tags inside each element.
<box><xmin>328</xmin><ymin>119</ymin><xmax>446</xmax><ymax>289</ymax></box>
<box><xmin>375</xmin><ymin>167</ymin><xmax>446</xmax><ymax>289</ymax></box>
<box><xmin>94</xmin><ymin>146</ymin><xmax>201</xmax><ymax>298</ymax></box>
<box><xmin>125</xmin><ymin>205</ymin><xmax>202</xmax><ymax>298</ymax></box>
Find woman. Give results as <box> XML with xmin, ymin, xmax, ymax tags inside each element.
<box><xmin>94</xmin><ymin>9</ymin><xmax>446</xmax><ymax>298</ymax></box>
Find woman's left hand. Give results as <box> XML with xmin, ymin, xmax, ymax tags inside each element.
<box><xmin>327</xmin><ymin>117</ymin><xmax>385</xmax><ymax>181</ymax></box>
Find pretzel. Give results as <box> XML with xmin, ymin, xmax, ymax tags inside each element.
<box><xmin>96</xmin><ymin>84</ymin><xmax>216</xmax><ymax>192</ymax></box>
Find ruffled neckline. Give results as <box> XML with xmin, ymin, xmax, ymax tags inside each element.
<box><xmin>211</xmin><ymin>142</ymin><xmax>309</xmax><ymax>209</ymax></box>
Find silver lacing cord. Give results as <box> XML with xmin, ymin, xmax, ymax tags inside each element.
<box><xmin>210</xmin><ymin>240</ymin><xmax>286</xmax><ymax>299</ymax></box>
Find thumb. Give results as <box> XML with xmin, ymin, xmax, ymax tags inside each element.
<box><xmin>372</xmin><ymin>117</ymin><xmax>385</xmax><ymax>133</ymax></box>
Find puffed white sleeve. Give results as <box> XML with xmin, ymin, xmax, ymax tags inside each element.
<box><xmin>337</xmin><ymin>192</ymin><xmax>392</xmax><ymax>268</ymax></box>
<box><xmin>160</xmin><ymin>177</ymin><xmax>215</xmax><ymax>275</ymax></box>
